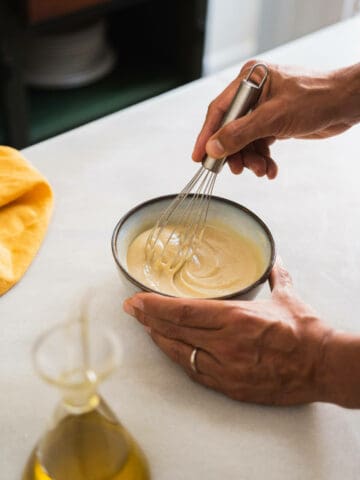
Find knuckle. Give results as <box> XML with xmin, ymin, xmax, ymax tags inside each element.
<box><xmin>279</xmin><ymin>267</ymin><xmax>293</xmax><ymax>286</ymax></box>
<box><xmin>275</xmin><ymin>288</ymin><xmax>291</xmax><ymax>302</ymax></box>
<box><xmin>218</xmin><ymin>123</ymin><xmax>241</xmax><ymax>149</ymax></box>
<box><xmin>162</xmin><ymin>323</ymin><xmax>179</xmax><ymax>339</ymax></box>
<box><xmin>175</xmin><ymin>303</ymin><xmax>194</xmax><ymax>325</ymax></box>
<box><xmin>214</xmin><ymin>341</ymin><xmax>235</xmax><ymax>362</ymax></box>
<box><xmin>264</xmin><ymin>102</ymin><xmax>285</xmax><ymax>134</ymax></box>
<box><xmin>207</xmin><ymin>99</ymin><xmax>225</xmax><ymax>119</ymax></box>
<box><xmin>225</xmin><ymin>121</ymin><xmax>241</xmax><ymax>139</ymax></box>
<box><xmin>228</xmin><ymin>304</ymin><xmax>246</xmax><ymax>320</ymax></box>
<box><xmin>206</xmin><ymin>101</ymin><xmax>214</xmax><ymax>115</ymax></box>
<box><xmin>136</xmin><ymin>310</ymin><xmax>147</xmax><ymax>324</ymax></box>
<box><xmin>257</xmin><ymin>320</ymin><xmax>281</xmax><ymax>349</ymax></box>
<box><xmin>207</xmin><ymin>99</ymin><xmax>218</xmax><ymax>114</ymax></box>
<box><xmin>170</xmin><ymin>342</ymin><xmax>183</xmax><ymax>364</ymax></box>
<box><xmin>240</xmin><ymin>59</ymin><xmax>258</xmax><ymax>75</ymax></box>
<box><xmin>275</xmin><ymin>274</ymin><xmax>294</xmax><ymax>300</ymax></box>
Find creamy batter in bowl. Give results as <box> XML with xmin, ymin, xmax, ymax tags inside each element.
<box><xmin>111</xmin><ymin>195</ymin><xmax>275</xmax><ymax>300</ymax></box>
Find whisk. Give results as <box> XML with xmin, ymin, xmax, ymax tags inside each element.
<box><xmin>146</xmin><ymin>63</ymin><xmax>269</xmax><ymax>271</ymax></box>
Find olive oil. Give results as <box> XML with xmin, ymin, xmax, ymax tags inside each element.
<box><xmin>23</xmin><ymin>405</ymin><xmax>150</xmax><ymax>480</ymax></box>
<box><xmin>23</xmin><ymin>310</ymin><xmax>150</xmax><ymax>480</ymax></box>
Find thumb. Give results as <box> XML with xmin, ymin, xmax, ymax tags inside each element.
<box><xmin>269</xmin><ymin>256</ymin><xmax>294</xmax><ymax>299</ymax></box>
<box><xmin>206</xmin><ymin>101</ymin><xmax>277</xmax><ymax>158</ymax></box>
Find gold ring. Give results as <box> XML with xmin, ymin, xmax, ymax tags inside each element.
<box><xmin>190</xmin><ymin>347</ymin><xmax>198</xmax><ymax>374</ymax></box>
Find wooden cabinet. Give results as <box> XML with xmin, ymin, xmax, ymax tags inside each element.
<box><xmin>23</xmin><ymin>0</ymin><xmax>110</xmax><ymax>24</ymax></box>
<box><xmin>0</xmin><ymin>0</ymin><xmax>208</xmax><ymax>148</ymax></box>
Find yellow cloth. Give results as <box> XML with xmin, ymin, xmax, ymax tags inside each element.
<box><xmin>0</xmin><ymin>146</ymin><xmax>53</xmax><ymax>295</ymax></box>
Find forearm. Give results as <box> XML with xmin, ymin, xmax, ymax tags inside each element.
<box><xmin>331</xmin><ymin>63</ymin><xmax>360</xmax><ymax>127</ymax></box>
<box><xmin>318</xmin><ymin>329</ymin><xmax>360</xmax><ymax>408</ymax></box>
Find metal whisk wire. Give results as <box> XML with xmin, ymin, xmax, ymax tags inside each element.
<box><xmin>146</xmin><ymin>63</ymin><xmax>269</xmax><ymax>271</ymax></box>
<box><xmin>145</xmin><ymin>166</ymin><xmax>217</xmax><ymax>270</ymax></box>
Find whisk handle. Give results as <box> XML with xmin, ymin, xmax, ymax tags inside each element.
<box><xmin>202</xmin><ymin>63</ymin><xmax>269</xmax><ymax>174</ymax></box>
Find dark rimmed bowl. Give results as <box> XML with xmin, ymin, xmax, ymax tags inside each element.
<box><xmin>111</xmin><ymin>195</ymin><xmax>275</xmax><ymax>300</ymax></box>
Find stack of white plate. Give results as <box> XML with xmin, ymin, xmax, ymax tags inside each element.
<box><xmin>24</xmin><ymin>19</ymin><xmax>116</xmax><ymax>89</ymax></box>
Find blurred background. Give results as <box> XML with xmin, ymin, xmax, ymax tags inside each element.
<box><xmin>0</xmin><ymin>0</ymin><xmax>359</xmax><ymax>149</ymax></box>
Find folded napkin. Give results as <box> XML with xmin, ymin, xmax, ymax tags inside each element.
<box><xmin>0</xmin><ymin>146</ymin><xmax>53</xmax><ymax>296</ymax></box>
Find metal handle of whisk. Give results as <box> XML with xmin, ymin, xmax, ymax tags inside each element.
<box><xmin>202</xmin><ymin>63</ymin><xmax>269</xmax><ymax>174</ymax></box>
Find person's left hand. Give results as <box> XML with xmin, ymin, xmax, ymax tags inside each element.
<box><xmin>123</xmin><ymin>259</ymin><xmax>331</xmax><ymax>406</ymax></box>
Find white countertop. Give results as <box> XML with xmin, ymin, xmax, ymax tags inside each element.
<box><xmin>2</xmin><ymin>16</ymin><xmax>360</xmax><ymax>479</ymax></box>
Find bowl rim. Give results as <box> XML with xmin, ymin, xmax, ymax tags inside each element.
<box><xmin>111</xmin><ymin>194</ymin><xmax>276</xmax><ymax>300</ymax></box>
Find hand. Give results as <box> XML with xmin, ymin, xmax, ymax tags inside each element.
<box><xmin>123</xmin><ymin>259</ymin><xmax>332</xmax><ymax>406</ymax></box>
<box><xmin>192</xmin><ymin>61</ymin><xmax>358</xmax><ymax>178</ymax></box>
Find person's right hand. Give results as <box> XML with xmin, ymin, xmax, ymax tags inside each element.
<box><xmin>192</xmin><ymin>61</ymin><xmax>358</xmax><ymax>178</ymax></box>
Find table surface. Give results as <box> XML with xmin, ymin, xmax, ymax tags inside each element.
<box><xmin>1</xmin><ymin>16</ymin><xmax>360</xmax><ymax>480</ymax></box>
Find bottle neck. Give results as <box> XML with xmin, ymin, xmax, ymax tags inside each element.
<box><xmin>56</xmin><ymin>367</ymin><xmax>100</xmax><ymax>414</ymax></box>
<box><xmin>61</xmin><ymin>384</ymin><xmax>100</xmax><ymax>414</ymax></box>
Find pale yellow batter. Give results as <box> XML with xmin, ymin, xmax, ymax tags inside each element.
<box><xmin>126</xmin><ymin>222</ymin><xmax>267</xmax><ymax>298</ymax></box>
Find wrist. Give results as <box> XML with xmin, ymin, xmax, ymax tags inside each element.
<box><xmin>330</xmin><ymin>63</ymin><xmax>360</xmax><ymax>126</ymax></box>
<box><xmin>317</xmin><ymin>329</ymin><xmax>360</xmax><ymax>408</ymax></box>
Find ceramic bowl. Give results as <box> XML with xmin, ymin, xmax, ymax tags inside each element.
<box><xmin>111</xmin><ymin>195</ymin><xmax>275</xmax><ymax>300</ymax></box>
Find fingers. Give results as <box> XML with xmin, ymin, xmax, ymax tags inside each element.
<box><xmin>206</xmin><ymin>101</ymin><xmax>278</xmax><ymax>159</ymax></box>
<box><xmin>192</xmin><ymin>59</ymin><xmax>262</xmax><ymax>163</ymax></box>
<box><xmin>269</xmin><ymin>257</ymin><xmax>294</xmax><ymax>299</ymax></box>
<box><xmin>192</xmin><ymin>76</ymin><xmax>245</xmax><ymax>162</ymax></box>
<box><xmin>149</xmin><ymin>329</ymin><xmax>221</xmax><ymax>388</ymax></box>
<box><xmin>265</xmin><ymin>157</ymin><xmax>278</xmax><ymax>179</ymax></box>
<box><xmin>227</xmin><ymin>152</ymin><xmax>244</xmax><ymax>174</ymax></box>
<box><xmin>192</xmin><ymin>58</ymin><xmax>280</xmax><ymax>181</ymax></box>
<box><xmin>129</xmin><ymin>307</ymin><xmax>215</xmax><ymax>349</ymax></box>
<box><xmin>124</xmin><ymin>294</ymin><xmax>226</xmax><ymax>391</ymax></box>
<box><xmin>242</xmin><ymin>147</ymin><xmax>267</xmax><ymax>177</ymax></box>
<box><xmin>124</xmin><ymin>293</ymin><xmax>225</xmax><ymax>329</ymax></box>
<box><xmin>227</xmin><ymin>138</ymin><xmax>278</xmax><ymax>178</ymax></box>
<box><xmin>251</xmin><ymin>138</ymin><xmax>278</xmax><ymax>179</ymax></box>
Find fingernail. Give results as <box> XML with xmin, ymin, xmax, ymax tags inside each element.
<box><xmin>131</xmin><ymin>296</ymin><xmax>144</xmax><ymax>311</ymax></box>
<box><xmin>123</xmin><ymin>301</ymin><xmax>135</xmax><ymax>316</ymax></box>
<box><xmin>207</xmin><ymin>139</ymin><xmax>225</xmax><ymax>158</ymax></box>
<box><xmin>144</xmin><ymin>326</ymin><xmax>151</xmax><ymax>334</ymax></box>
